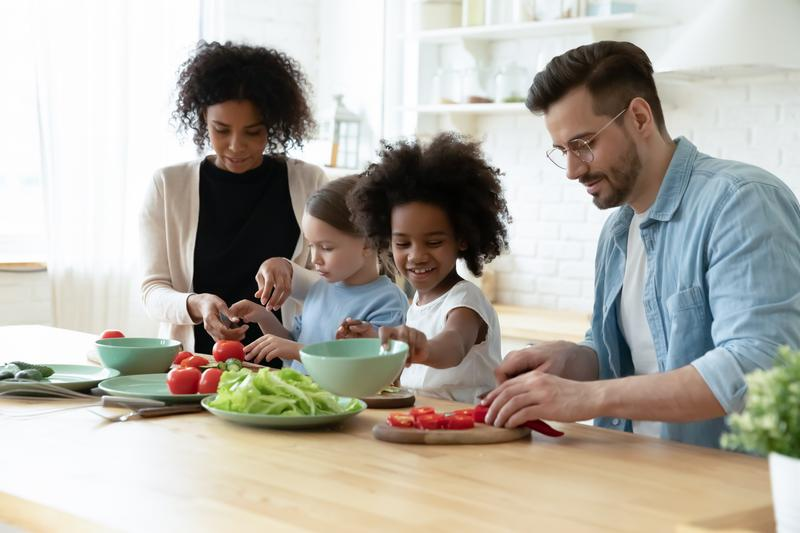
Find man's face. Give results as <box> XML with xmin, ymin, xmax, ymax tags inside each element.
<box><xmin>544</xmin><ymin>87</ymin><xmax>642</xmax><ymax>209</ymax></box>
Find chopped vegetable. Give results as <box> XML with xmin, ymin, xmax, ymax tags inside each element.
<box><xmin>208</xmin><ymin>368</ymin><xmax>361</xmax><ymax>416</ymax></box>
<box><xmin>6</xmin><ymin>362</ymin><xmax>54</xmax><ymax>378</ymax></box>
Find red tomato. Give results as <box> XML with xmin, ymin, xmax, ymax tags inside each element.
<box><xmin>212</xmin><ymin>340</ymin><xmax>245</xmax><ymax>362</ymax></box>
<box><xmin>166</xmin><ymin>367</ymin><xmax>201</xmax><ymax>394</ymax></box>
<box><xmin>387</xmin><ymin>413</ymin><xmax>414</xmax><ymax>428</ymax></box>
<box><xmin>409</xmin><ymin>406</ymin><xmax>436</xmax><ymax>420</ymax></box>
<box><xmin>415</xmin><ymin>413</ymin><xmax>446</xmax><ymax>430</ymax></box>
<box><xmin>198</xmin><ymin>368</ymin><xmax>222</xmax><ymax>394</ymax></box>
<box><xmin>172</xmin><ymin>351</ymin><xmax>194</xmax><ymax>365</ymax></box>
<box><xmin>180</xmin><ymin>355</ymin><xmax>208</xmax><ymax>368</ymax></box>
<box><xmin>100</xmin><ymin>329</ymin><xmax>125</xmax><ymax>339</ymax></box>
<box><xmin>446</xmin><ymin>414</ymin><xmax>475</xmax><ymax>430</ymax></box>
<box><xmin>448</xmin><ymin>409</ymin><xmax>475</xmax><ymax>419</ymax></box>
<box><xmin>473</xmin><ymin>405</ymin><xmax>489</xmax><ymax>424</ymax></box>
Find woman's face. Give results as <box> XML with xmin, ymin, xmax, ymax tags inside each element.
<box><xmin>205</xmin><ymin>100</ymin><xmax>268</xmax><ymax>173</ymax></box>
<box><xmin>301</xmin><ymin>214</ymin><xmax>374</xmax><ymax>285</ymax></box>
<box><xmin>390</xmin><ymin>201</ymin><xmax>463</xmax><ymax>302</ymax></box>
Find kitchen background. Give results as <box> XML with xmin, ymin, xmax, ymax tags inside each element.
<box><xmin>1</xmin><ymin>0</ymin><xmax>798</xmax><ymax>347</ymax></box>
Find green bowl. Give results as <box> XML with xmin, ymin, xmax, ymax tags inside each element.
<box><xmin>299</xmin><ymin>338</ymin><xmax>408</xmax><ymax>397</ymax></box>
<box><xmin>95</xmin><ymin>337</ymin><xmax>181</xmax><ymax>375</ymax></box>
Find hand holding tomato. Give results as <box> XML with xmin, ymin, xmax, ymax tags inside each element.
<box><xmin>335</xmin><ymin>318</ymin><xmax>378</xmax><ymax>339</ymax></box>
<box><xmin>254</xmin><ymin>257</ymin><xmax>293</xmax><ymax>310</ymax></box>
<box><xmin>212</xmin><ymin>340</ymin><xmax>245</xmax><ymax>362</ymax></box>
<box><xmin>378</xmin><ymin>325</ymin><xmax>428</xmax><ymax>365</ymax></box>
<box><xmin>187</xmin><ymin>293</ymin><xmax>248</xmax><ymax>341</ymax></box>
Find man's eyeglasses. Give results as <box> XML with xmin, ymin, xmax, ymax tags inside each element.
<box><xmin>546</xmin><ymin>107</ymin><xmax>627</xmax><ymax>170</ymax></box>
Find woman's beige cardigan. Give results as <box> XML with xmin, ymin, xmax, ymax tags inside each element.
<box><xmin>139</xmin><ymin>157</ymin><xmax>327</xmax><ymax>351</ymax></box>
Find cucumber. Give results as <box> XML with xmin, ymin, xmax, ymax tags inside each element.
<box><xmin>7</xmin><ymin>361</ymin><xmax>55</xmax><ymax>378</ymax></box>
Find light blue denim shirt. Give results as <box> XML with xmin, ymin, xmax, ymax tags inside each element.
<box><xmin>582</xmin><ymin>137</ymin><xmax>800</xmax><ymax>448</ymax></box>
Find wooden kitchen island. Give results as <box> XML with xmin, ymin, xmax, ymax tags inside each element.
<box><xmin>0</xmin><ymin>326</ymin><xmax>773</xmax><ymax>532</ymax></box>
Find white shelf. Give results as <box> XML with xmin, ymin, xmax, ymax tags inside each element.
<box><xmin>412</xmin><ymin>14</ymin><xmax>670</xmax><ymax>43</ymax></box>
<box><xmin>408</xmin><ymin>103</ymin><xmax>528</xmax><ymax>114</ymax></box>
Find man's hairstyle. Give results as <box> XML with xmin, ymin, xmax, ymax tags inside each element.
<box><xmin>526</xmin><ymin>41</ymin><xmax>666</xmax><ymax>132</ymax></box>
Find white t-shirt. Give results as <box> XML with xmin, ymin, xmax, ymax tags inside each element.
<box><xmin>619</xmin><ymin>210</ymin><xmax>662</xmax><ymax>438</ymax></box>
<box><xmin>399</xmin><ymin>280</ymin><xmax>501</xmax><ymax>404</ymax></box>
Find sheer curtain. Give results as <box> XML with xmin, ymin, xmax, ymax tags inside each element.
<box><xmin>33</xmin><ymin>0</ymin><xmax>201</xmax><ymax>335</ymax></box>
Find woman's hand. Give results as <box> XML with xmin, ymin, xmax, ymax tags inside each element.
<box><xmin>187</xmin><ymin>293</ymin><xmax>248</xmax><ymax>341</ymax></box>
<box><xmin>378</xmin><ymin>325</ymin><xmax>429</xmax><ymax>365</ymax></box>
<box><xmin>254</xmin><ymin>258</ymin><xmax>293</xmax><ymax>310</ymax></box>
<box><xmin>244</xmin><ymin>335</ymin><xmax>302</xmax><ymax>364</ymax></box>
<box><xmin>336</xmin><ymin>318</ymin><xmax>378</xmax><ymax>339</ymax></box>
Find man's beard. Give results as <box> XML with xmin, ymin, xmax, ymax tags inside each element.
<box><xmin>583</xmin><ymin>142</ymin><xmax>642</xmax><ymax>210</ymax></box>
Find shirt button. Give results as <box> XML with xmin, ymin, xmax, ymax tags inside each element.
<box><xmin>611</xmin><ymin>418</ymin><xmax>620</xmax><ymax>426</ymax></box>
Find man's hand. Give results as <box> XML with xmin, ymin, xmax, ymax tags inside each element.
<box><xmin>483</xmin><ymin>371</ymin><xmax>599</xmax><ymax>426</ymax></box>
<box><xmin>254</xmin><ymin>258</ymin><xmax>293</xmax><ymax>310</ymax></box>
<box><xmin>378</xmin><ymin>325</ymin><xmax>429</xmax><ymax>365</ymax></box>
<box><xmin>244</xmin><ymin>335</ymin><xmax>302</xmax><ymax>364</ymax></box>
<box><xmin>187</xmin><ymin>293</ymin><xmax>248</xmax><ymax>341</ymax></box>
<box><xmin>497</xmin><ymin>341</ymin><xmax>599</xmax><ymax>384</ymax></box>
<box><xmin>336</xmin><ymin>318</ymin><xmax>378</xmax><ymax>339</ymax></box>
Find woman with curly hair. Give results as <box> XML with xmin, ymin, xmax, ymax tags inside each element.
<box><xmin>341</xmin><ymin>132</ymin><xmax>511</xmax><ymax>402</ymax></box>
<box><xmin>140</xmin><ymin>41</ymin><xmax>326</xmax><ymax>362</ymax></box>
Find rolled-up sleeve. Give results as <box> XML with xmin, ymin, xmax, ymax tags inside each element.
<box><xmin>692</xmin><ymin>180</ymin><xmax>800</xmax><ymax>413</ymax></box>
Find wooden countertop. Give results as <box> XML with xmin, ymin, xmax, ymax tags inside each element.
<box><xmin>0</xmin><ymin>326</ymin><xmax>772</xmax><ymax>532</ymax></box>
<box><xmin>495</xmin><ymin>304</ymin><xmax>590</xmax><ymax>343</ymax></box>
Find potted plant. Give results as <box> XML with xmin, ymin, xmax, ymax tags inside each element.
<box><xmin>721</xmin><ymin>346</ymin><xmax>800</xmax><ymax>532</ymax></box>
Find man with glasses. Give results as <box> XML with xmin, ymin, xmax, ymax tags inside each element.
<box><xmin>482</xmin><ymin>41</ymin><xmax>800</xmax><ymax>448</ymax></box>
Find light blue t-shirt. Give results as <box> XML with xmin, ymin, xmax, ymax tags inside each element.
<box><xmin>290</xmin><ymin>275</ymin><xmax>409</xmax><ymax>372</ymax></box>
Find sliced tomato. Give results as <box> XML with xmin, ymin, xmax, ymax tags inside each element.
<box><xmin>173</xmin><ymin>351</ymin><xmax>194</xmax><ymax>365</ymax></box>
<box><xmin>387</xmin><ymin>413</ymin><xmax>414</xmax><ymax>428</ymax></box>
<box><xmin>415</xmin><ymin>413</ymin><xmax>446</xmax><ymax>430</ymax></box>
<box><xmin>448</xmin><ymin>408</ymin><xmax>475</xmax><ymax>419</ymax></box>
<box><xmin>473</xmin><ymin>404</ymin><xmax>489</xmax><ymax>424</ymax></box>
<box><xmin>409</xmin><ymin>406</ymin><xmax>435</xmax><ymax>420</ymax></box>
<box><xmin>446</xmin><ymin>414</ymin><xmax>475</xmax><ymax>430</ymax></box>
<box><xmin>180</xmin><ymin>355</ymin><xmax>208</xmax><ymax>368</ymax></box>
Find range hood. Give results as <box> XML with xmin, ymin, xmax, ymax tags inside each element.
<box><xmin>656</xmin><ymin>0</ymin><xmax>800</xmax><ymax>79</ymax></box>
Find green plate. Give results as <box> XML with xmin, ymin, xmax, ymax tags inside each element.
<box><xmin>98</xmin><ymin>373</ymin><xmax>212</xmax><ymax>404</ymax></box>
<box><xmin>0</xmin><ymin>364</ymin><xmax>120</xmax><ymax>392</ymax></box>
<box><xmin>201</xmin><ymin>396</ymin><xmax>367</xmax><ymax>429</ymax></box>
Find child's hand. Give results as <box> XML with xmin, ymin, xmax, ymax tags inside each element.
<box><xmin>336</xmin><ymin>317</ymin><xmax>378</xmax><ymax>339</ymax></box>
<box><xmin>244</xmin><ymin>335</ymin><xmax>302</xmax><ymax>364</ymax></box>
<box><xmin>378</xmin><ymin>326</ymin><xmax>429</xmax><ymax>365</ymax></box>
<box><xmin>254</xmin><ymin>257</ymin><xmax>293</xmax><ymax>310</ymax></box>
<box><xmin>228</xmin><ymin>299</ymin><xmax>269</xmax><ymax>325</ymax></box>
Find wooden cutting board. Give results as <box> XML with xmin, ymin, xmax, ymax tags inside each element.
<box><xmin>359</xmin><ymin>389</ymin><xmax>416</xmax><ymax>409</ymax></box>
<box><xmin>373</xmin><ymin>422</ymin><xmax>531</xmax><ymax>445</ymax></box>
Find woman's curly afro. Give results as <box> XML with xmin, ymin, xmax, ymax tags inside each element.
<box><xmin>173</xmin><ymin>41</ymin><xmax>315</xmax><ymax>154</ymax></box>
<box><xmin>348</xmin><ymin>132</ymin><xmax>510</xmax><ymax>276</ymax></box>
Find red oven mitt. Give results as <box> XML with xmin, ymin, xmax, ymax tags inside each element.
<box><xmin>473</xmin><ymin>404</ymin><xmax>564</xmax><ymax>437</ymax></box>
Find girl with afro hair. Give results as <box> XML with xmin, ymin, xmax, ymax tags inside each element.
<box><xmin>341</xmin><ymin>132</ymin><xmax>511</xmax><ymax>403</ymax></box>
<box><xmin>140</xmin><ymin>41</ymin><xmax>326</xmax><ymax>360</ymax></box>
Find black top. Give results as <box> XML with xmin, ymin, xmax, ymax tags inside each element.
<box><xmin>192</xmin><ymin>156</ymin><xmax>299</xmax><ymax>367</ymax></box>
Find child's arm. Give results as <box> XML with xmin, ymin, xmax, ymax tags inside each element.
<box><xmin>228</xmin><ymin>299</ymin><xmax>292</xmax><ymax>339</ymax></box>
<box><xmin>379</xmin><ymin>307</ymin><xmax>485</xmax><ymax>369</ymax></box>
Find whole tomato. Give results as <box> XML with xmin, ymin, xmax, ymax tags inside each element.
<box><xmin>198</xmin><ymin>368</ymin><xmax>222</xmax><ymax>394</ymax></box>
<box><xmin>100</xmin><ymin>329</ymin><xmax>125</xmax><ymax>339</ymax></box>
<box><xmin>166</xmin><ymin>367</ymin><xmax>201</xmax><ymax>394</ymax></box>
<box><xmin>212</xmin><ymin>340</ymin><xmax>245</xmax><ymax>362</ymax></box>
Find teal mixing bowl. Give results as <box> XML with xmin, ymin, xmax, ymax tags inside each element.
<box><xmin>299</xmin><ymin>338</ymin><xmax>408</xmax><ymax>397</ymax></box>
<box><xmin>95</xmin><ymin>337</ymin><xmax>181</xmax><ymax>375</ymax></box>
